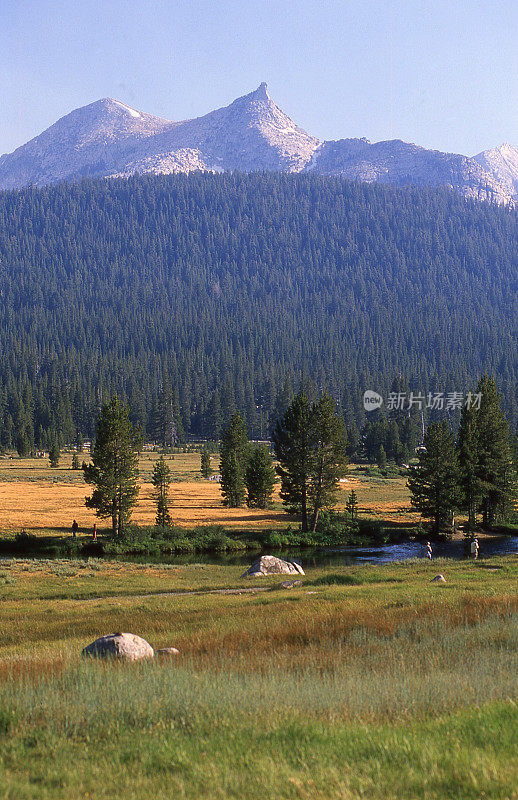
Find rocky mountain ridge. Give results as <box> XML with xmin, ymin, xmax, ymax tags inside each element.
<box><xmin>0</xmin><ymin>84</ymin><xmax>516</xmax><ymax>204</ymax></box>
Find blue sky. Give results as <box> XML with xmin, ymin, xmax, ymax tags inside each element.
<box><xmin>1</xmin><ymin>0</ymin><xmax>517</xmax><ymax>156</ymax></box>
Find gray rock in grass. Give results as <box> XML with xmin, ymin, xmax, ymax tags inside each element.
<box><xmin>241</xmin><ymin>555</ymin><xmax>305</xmax><ymax>578</ymax></box>
<box><xmin>430</xmin><ymin>574</ymin><xmax>446</xmax><ymax>583</ymax></box>
<box><xmin>82</xmin><ymin>632</ymin><xmax>154</xmax><ymax>661</ymax></box>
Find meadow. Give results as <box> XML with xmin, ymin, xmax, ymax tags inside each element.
<box><xmin>0</xmin><ymin>556</ymin><xmax>517</xmax><ymax>799</ymax></box>
<box><xmin>0</xmin><ymin>450</ymin><xmax>418</xmax><ymax>538</ymax></box>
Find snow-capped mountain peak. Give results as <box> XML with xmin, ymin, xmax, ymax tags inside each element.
<box><xmin>473</xmin><ymin>143</ymin><xmax>518</xmax><ymax>199</ymax></box>
<box><xmin>0</xmin><ymin>87</ymin><xmax>515</xmax><ymax>204</ymax></box>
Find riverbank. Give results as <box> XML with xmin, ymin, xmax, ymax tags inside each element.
<box><xmin>0</xmin><ymin>519</ymin><xmax>516</xmax><ymax>566</ymax></box>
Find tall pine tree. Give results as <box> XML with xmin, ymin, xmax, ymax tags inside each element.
<box><xmin>201</xmin><ymin>446</ymin><xmax>212</xmax><ymax>479</ymax></box>
<box><xmin>307</xmin><ymin>393</ymin><xmax>348</xmax><ymax>530</ymax></box>
<box><xmin>457</xmin><ymin>399</ymin><xmax>482</xmax><ymax>531</ymax></box>
<box><xmin>245</xmin><ymin>445</ymin><xmax>276</xmax><ymax>508</ymax></box>
<box><xmin>273</xmin><ymin>393</ymin><xmax>313</xmax><ymax>531</ymax></box>
<box><xmin>152</xmin><ymin>455</ymin><xmax>172</xmax><ymax>527</ymax></box>
<box><xmin>408</xmin><ymin>420</ymin><xmax>459</xmax><ymax>535</ymax></box>
<box><xmin>220</xmin><ymin>413</ymin><xmax>249</xmax><ymax>507</ymax></box>
<box><xmin>475</xmin><ymin>376</ymin><xmax>517</xmax><ymax>528</ymax></box>
<box><xmin>84</xmin><ymin>396</ymin><xmax>143</xmax><ymax>537</ymax></box>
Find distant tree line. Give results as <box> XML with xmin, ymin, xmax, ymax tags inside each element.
<box><xmin>0</xmin><ymin>172</ymin><xmax>516</xmax><ymax>453</ymax></box>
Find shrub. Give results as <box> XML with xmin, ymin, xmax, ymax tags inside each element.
<box><xmin>357</xmin><ymin>520</ymin><xmax>388</xmax><ymax>543</ymax></box>
<box><xmin>13</xmin><ymin>531</ymin><xmax>38</xmax><ymax>552</ymax></box>
<box><xmin>0</xmin><ymin>709</ymin><xmax>15</xmax><ymax>735</ymax></box>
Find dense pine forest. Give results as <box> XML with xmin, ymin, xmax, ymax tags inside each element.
<box><xmin>0</xmin><ymin>172</ymin><xmax>516</xmax><ymax>451</ymax></box>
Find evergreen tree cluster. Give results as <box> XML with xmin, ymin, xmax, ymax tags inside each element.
<box><xmin>0</xmin><ymin>173</ymin><xmax>516</xmax><ymax>452</ymax></box>
<box><xmin>273</xmin><ymin>392</ymin><xmax>348</xmax><ymax>531</ymax></box>
<box><xmin>219</xmin><ymin>413</ymin><xmax>276</xmax><ymax>509</ymax></box>
<box><xmin>408</xmin><ymin>377</ymin><xmax>517</xmax><ymax>532</ymax></box>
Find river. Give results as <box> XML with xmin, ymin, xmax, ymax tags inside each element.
<box><xmin>121</xmin><ymin>535</ymin><xmax>518</xmax><ymax>568</ymax></box>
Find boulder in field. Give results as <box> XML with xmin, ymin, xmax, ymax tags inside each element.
<box><xmin>82</xmin><ymin>632</ymin><xmax>154</xmax><ymax>661</ymax></box>
<box><xmin>430</xmin><ymin>574</ymin><xmax>446</xmax><ymax>583</ymax></box>
<box><xmin>278</xmin><ymin>580</ymin><xmax>303</xmax><ymax>589</ymax></box>
<box><xmin>241</xmin><ymin>555</ymin><xmax>305</xmax><ymax>578</ymax></box>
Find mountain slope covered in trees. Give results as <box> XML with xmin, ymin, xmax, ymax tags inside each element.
<box><xmin>0</xmin><ymin>172</ymin><xmax>516</xmax><ymax>450</ymax></box>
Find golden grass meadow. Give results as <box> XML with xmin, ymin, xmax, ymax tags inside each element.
<box><xmin>0</xmin><ymin>450</ymin><xmax>418</xmax><ymax>537</ymax></box>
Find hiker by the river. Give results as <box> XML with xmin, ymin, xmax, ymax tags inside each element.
<box><xmin>426</xmin><ymin>541</ymin><xmax>433</xmax><ymax>559</ymax></box>
<box><xmin>471</xmin><ymin>537</ymin><xmax>479</xmax><ymax>559</ymax></box>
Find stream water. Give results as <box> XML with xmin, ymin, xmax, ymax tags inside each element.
<box><xmin>119</xmin><ymin>536</ymin><xmax>518</xmax><ymax>568</ymax></box>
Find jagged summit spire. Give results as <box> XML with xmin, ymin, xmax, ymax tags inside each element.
<box><xmin>234</xmin><ymin>82</ymin><xmax>270</xmax><ymax>105</ymax></box>
<box><xmin>254</xmin><ymin>82</ymin><xmax>269</xmax><ymax>100</ymax></box>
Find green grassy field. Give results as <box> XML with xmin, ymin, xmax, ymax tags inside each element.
<box><xmin>0</xmin><ymin>557</ymin><xmax>517</xmax><ymax>799</ymax></box>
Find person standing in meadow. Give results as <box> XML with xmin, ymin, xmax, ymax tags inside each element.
<box><xmin>72</xmin><ymin>520</ymin><xmax>78</xmax><ymax>538</ymax></box>
<box><xmin>93</xmin><ymin>523</ymin><xmax>97</xmax><ymax>541</ymax></box>
<box><xmin>426</xmin><ymin>541</ymin><xmax>433</xmax><ymax>559</ymax></box>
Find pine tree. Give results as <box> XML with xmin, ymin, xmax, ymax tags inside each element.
<box><xmin>345</xmin><ymin>489</ymin><xmax>359</xmax><ymax>522</ymax></box>
<box><xmin>475</xmin><ymin>376</ymin><xmax>517</xmax><ymax>528</ymax></box>
<box><xmin>220</xmin><ymin>413</ymin><xmax>249</xmax><ymax>507</ymax></box>
<box><xmin>512</xmin><ymin>430</ymin><xmax>518</xmax><ymax>474</ymax></box>
<box><xmin>273</xmin><ymin>392</ymin><xmax>347</xmax><ymax>531</ymax></box>
<box><xmin>205</xmin><ymin>390</ymin><xmax>223</xmax><ymax>440</ymax></box>
<box><xmin>15</xmin><ymin>396</ymin><xmax>33</xmax><ymax>457</ymax></box>
<box><xmin>155</xmin><ymin>383</ymin><xmax>176</xmax><ymax>448</ymax></box>
<box><xmin>377</xmin><ymin>445</ymin><xmax>387</xmax><ymax>470</ymax></box>
<box><xmin>49</xmin><ymin>439</ymin><xmax>60</xmax><ymax>468</ymax></box>
<box><xmin>152</xmin><ymin>455</ymin><xmax>172</xmax><ymax>527</ymax></box>
<box><xmin>457</xmin><ymin>400</ymin><xmax>482</xmax><ymax>531</ymax></box>
<box><xmin>408</xmin><ymin>420</ymin><xmax>459</xmax><ymax>534</ymax></box>
<box><xmin>71</xmin><ymin>452</ymin><xmax>80</xmax><ymax>470</ymax></box>
<box><xmin>245</xmin><ymin>445</ymin><xmax>276</xmax><ymax>508</ymax></box>
<box><xmin>200</xmin><ymin>447</ymin><xmax>212</xmax><ymax>479</ymax></box>
<box><xmin>272</xmin><ymin>393</ymin><xmax>313</xmax><ymax>530</ymax></box>
<box><xmin>307</xmin><ymin>393</ymin><xmax>348</xmax><ymax>530</ymax></box>
<box><xmin>400</xmin><ymin>416</ymin><xmax>420</xmax><ymax>454</ymax></box>
<box><xmin>363</xmin><ymin>417</ymin><xmax>389</xmax><ymax>463</ymax></box>
<box><xmin>346</xmin><ymin>424</ymin><xmax>361</xmax><ymax>460</ymax></box>
<box><xmin>83</xmin><ymin>396</ymin><xmax>143</xmax><ymax>537</ymax></box>
<box><xmin>398</xmin><ymin>444</ymin><xmax>411</xmax><ymax>467</ymax></box>
<box><xmin>386</xmin><ymin>420</ymin><xmax>402</xmax><ymax>461</ymax></box>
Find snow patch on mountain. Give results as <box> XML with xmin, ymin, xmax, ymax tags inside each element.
<box><xmin>112</xmin><ymin>100</ymin><xmax>142</xmax><ymax>119</ymax></box>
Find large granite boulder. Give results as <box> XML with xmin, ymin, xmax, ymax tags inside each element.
<box><xmin>241</xmin><ymin>555</ymin><xmax>305</xmax><ymax>578</ymax></box>
<box><xmin>82</xmin><ymin>632</ymin><xmax>154</xmax><ymax>661</ymax></box>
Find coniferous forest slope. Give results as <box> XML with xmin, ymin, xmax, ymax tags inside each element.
<box><xmin>0</xmin><ymin>172</ymin><xmax>516</xmax><ymax>448</ymax></box>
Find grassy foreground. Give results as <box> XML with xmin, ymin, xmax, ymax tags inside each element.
<box><xmin>0</xmin><ymin>557</ymin><xmax>517</xmax><ymax>799</ymax></box>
